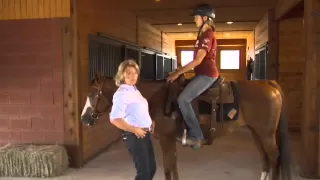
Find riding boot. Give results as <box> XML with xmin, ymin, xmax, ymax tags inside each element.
<box><xmin>186</xmin><ymin>138</ymin><xmax>206</xmax><ymax>149</ymax></box>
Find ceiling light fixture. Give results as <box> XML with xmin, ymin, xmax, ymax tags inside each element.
<box><xmin>226</xmin><ymin>21</ymin><xmax>233</xmax><ymax>24</ymax></box>
<box><xmin>225</xmin><ymin>33</ymin><xmax>231</xmax><ymax>36</ymax></box>
<box><xmin>177</xmin><ymin>23</ymin><xmax>182</xmax><ymax>26</ymax></box>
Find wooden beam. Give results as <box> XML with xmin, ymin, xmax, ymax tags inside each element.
<box><xmin>61</xmin><ymin>0</ymin><xmax>83</xmax><ymax>168</ymax></box>
<box><xmin>0</xmin><ymin>0</ymin><xmax>70</xmax><ymax>20</ymax></box>
<box><xmin>275</xmin><ymin>0</ymin><xmax>303</xmax><ymax>20</ymax></box>
<box><xmin>254</xmin><ymin>13</ymin><xmax>268</xmax><ymax>50</ymax></box>
<box><xmin>300</xmin><ymin>0</ymin><xmax>320</xmax><ymax>178</ymax></box>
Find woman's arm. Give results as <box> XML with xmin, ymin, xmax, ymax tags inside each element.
<box><xmin>176</xmin><ymin>31</ymin><xmax>216</xmax><ymax>76</ymax></box>
<box><xmin>175</xmin><ymin>49</ymin><xmax>207</xmax><ymax>76</ymax></box>
<box><xmin>109</xmin><ymin>91</ymin><xmax>135</xmax><ymax>132</ymax></box>
<box><xmin>110</xmin><ymin>118</ymin><xmax>137</xmax><ymax>133</ymax></box>
<box><xmin>109</xmin><ymin>91</ymin><xmax>147</xmax><ymax>138</ymax></box>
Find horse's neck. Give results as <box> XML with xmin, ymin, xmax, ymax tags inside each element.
<box><xmin>102</xmin><ymin>84</ymin><xmax>117</xmax><ymax>102</ymax></box>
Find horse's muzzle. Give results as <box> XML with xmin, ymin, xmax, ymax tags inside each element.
<box><xmin>81</xmin><ymin>113</ymin><xmax>98</xmax><ymax>126</ymax></box>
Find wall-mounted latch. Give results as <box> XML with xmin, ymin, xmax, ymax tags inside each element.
<box><xmin>312</xmin><ymin>11</ymin><xmax>320</xmax><ymax>17</ymax></box>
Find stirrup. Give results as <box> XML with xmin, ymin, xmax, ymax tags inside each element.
<box><xmin>181</xmin><ymin>129</ymin><xmax>187</xmax><ymax>146</ymax></box>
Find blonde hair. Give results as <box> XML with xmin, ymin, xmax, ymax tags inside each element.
<box><xmin>207</xmin><ymin>20</ymin><xmax>215</xmax><ymax>29</ymax></box>
<box><xmin>203</xmin><ymin>19</ymin><xmax>215</xmax><ymax>31</ymax></box>
<box><xmin>114</xmin><ymin>59</ymin><xmax>140</xmax><ymax>86</ymax></box>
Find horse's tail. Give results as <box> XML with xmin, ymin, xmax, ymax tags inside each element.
<box><xmin>268</xmin><ymin>80</ymin><xmax>292</xmax><ymax>180</ymax></box>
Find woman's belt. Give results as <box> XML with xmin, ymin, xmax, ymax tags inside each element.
<box><xmin>141</xmin><ymin>128</ymin><xmax>150</xmax><ymax>132</ymax></box>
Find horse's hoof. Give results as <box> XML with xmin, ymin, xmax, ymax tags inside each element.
<box><xmin>191</xmin><ymin>146</ymin><xmax>201</xmax><ymax>150</ymax></box>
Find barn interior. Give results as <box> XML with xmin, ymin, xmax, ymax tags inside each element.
<box><xmin>0</xmin><ymin>0</ymin><xmax>318</xmax><ymax>179</ymax></box>
<box><xmin>77</xmin><ymin>0</ymin><xmax>314</xmax><ymax>179</ymax></box>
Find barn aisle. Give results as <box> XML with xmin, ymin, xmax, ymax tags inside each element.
<box><xmin>1</xmin><ymin>129</ymin><xmax>305</xmax><ymax>180</ymax></box>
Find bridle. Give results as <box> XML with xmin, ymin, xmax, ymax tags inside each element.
<box><xmin>86</xmin><ymin>78</ymin><xmax>109</xmax><ymax>126</ymax></box>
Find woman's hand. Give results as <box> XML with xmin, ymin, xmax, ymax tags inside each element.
<box><xmin>167</xmin><ymin>71</ymin><xmax>180</xmax><ymax>83</ymax></box>
<box><xmin>133</xmin><ymin>127</ymin><xmax>147</xmax><ymax>138</ymax></box>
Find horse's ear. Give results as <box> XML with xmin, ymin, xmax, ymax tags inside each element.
<box><xmin>94</xmin><ymin>71</ymin><xmax>102</xmax><ymax>82</ymax></box>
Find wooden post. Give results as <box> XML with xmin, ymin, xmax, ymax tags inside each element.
<box><xmin>61</xmin><ymin>0</ymin><xmax>82</xmax><ymax>168</ymax></box>
<box><xmin>300</xmin><ymin>0</ymin><xmax>320</xmax><ymax>178</ymax></box>
<box><xmin>267</xmin><ymin>9</ymin><xmax>279</xmax><ymax>80</ymax></box>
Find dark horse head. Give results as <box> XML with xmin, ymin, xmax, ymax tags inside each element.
<box><xmin>80</xmin><ymin>72</ymin><xmax>115</xmax><ymax>126</ymax></box>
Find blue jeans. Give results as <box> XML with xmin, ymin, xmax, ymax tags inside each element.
<box><xmin>122</xmin><ymin>131</ymin><xmax>156</xmax><ymax>180</ymax></box>
<box><xmin>177</xmin><ymin>75</ymin><xmax>217</xmax><ymax>140</ymax></box>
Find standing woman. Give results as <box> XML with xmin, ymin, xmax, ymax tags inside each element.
<box><xmin>109</xmin><ymin>59</ymin><xmax>156</xmax><ymax>180</ymax></box>
<box><xmin>167</xmin><ymin>4</ymin><xmax>219</xmax><ymax>149</ymax></box>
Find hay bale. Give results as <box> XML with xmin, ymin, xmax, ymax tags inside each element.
<box><xmin>0</xmin><ymin>144</ymin><xmax>69</xmax><ymax>178</ymax></box>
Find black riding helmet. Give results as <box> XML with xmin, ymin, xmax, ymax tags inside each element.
<box><xmin>191</xmin><ymin>4</ymin><xmax>215</xmax><ymax>20</ymax></box>
<box><xmin>191</xmin><ymin>4</ymin><xmax>216</xmax><ymax>39</ymax></box>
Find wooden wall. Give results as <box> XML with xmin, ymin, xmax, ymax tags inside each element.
<box><xmin>246</xmin><ymin>31</ymin><xmax>255</xmax><ymax>60</ymax></box>
<box><xmin>254</xmin><ymin>9</ymin><xmax>303</xmax><ymax>130</ymax></box>
<box><xmin>254</xmin><ymin>10</ymin><xmax>279</xmax><ymax>80</ymax></box>
<box><xmin>300</xmin><ymin>0</ymin><xmax>320</xmax><ymax>176</ymax></box>
<box><xmin>162</xmin><ymin>32</ymin><xmax>176</xmax><ymax>55</ymax></box>
<box><xmin>0</xmin><ymin>0</ymin><xmax>70</xmax><ymax>20</ymax></box>
<box><xmin>254</xmin><ymin>13</ymin><xmax>269</xmax><ymax>50</ymax></box>
<box><xmin>138</xmin><ymin>20</ymin><xmax>175</xmax><ymax>54</ymax></box>
<box><xmin>267</xmin><ymin>10</ymin><xmax>279</xmax><ymax>80</ymax></box>
<box><xmin>278</xmin><ymin>17</ymin><xmax>304</xmax><ymax>131</ymax></box>
<box><xmin>77</xmin><ymin>0</ymin><xmax>175</xmax><ymax>162</ymax></box>
<box><xmin>175</xmin><ymin>39</ymin><xmax>247</xmax><ymax>81</ymax></box>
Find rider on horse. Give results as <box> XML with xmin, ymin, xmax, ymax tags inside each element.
<box><xmin>167</xmin><ymin>4</ymin><xmax>219</xmax><ymax>148</ymax></box>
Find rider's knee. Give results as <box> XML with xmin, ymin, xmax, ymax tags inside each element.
<box><xmin>177</xmin><ymin>95</ymin><xmax>185</xmax><ymax>105</ymax></box>
<box><xmin>177</xmin><ymin>97</ymin><xmax>193</xmax><ymax>107</ymax></box>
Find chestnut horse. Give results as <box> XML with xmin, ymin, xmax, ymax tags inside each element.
<box><xmin>81</xmin><ymin>73</ymin><xmax>292</xmax><ymax>180</ymax></box>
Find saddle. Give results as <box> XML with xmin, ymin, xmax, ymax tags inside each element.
<box><xmin>173</xmin><ymin>75</ymin><xmax>240</xmax><ymax>146</ymax></box>
<box><xmin>198</xmin><ymin>76</ymin><xmax>234</xmax><ymax>104</ymax></box>
<box><xmin>179</xmin><ymin>76</ymin><xmax>234</xmax><ymax>104</ymax></box>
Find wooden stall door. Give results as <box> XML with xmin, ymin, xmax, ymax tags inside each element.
<box><xmin>217</xmin><ymin>45</ymin><xmax>247</xmax><ymax>81</ymax></box>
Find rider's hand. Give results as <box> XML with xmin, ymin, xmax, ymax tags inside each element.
<box><xmin>167</xmin><ymin>71</ymin><xmax>179</xmax><ymax>83</ymax></box>
<box><xmin>133</xmin><ymin>127</ymin><xmax>147</xmax><ymax>138</ymax></box>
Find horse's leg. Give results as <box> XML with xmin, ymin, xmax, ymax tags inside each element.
<box><xmin>253</xmin><ymin>110</ymin><xmax>281</xmax><ymax>180</ymax></box>
<box><xmin>247</xmin><ymin>126</ymin><xmax>271</xmax><ymax>180</ymax></box>
<box><xmin>237</xmin><ymin>81</ymin><xmax>285</xmax><ymax>180</ymax></box>
<box><xmin>260</xmin><ymin>100</ymin><xmax>282</xmax><ymax>180</ymax></box>
<box><xmin>251</xmin><ymin>113</ymin><xmax>280</xmax><ymax>180</ymax></box>
<box><xmin>259</xmin><ymin>133</ymin><xmax>280</xmax><ymax>180</ymax></box>
<box><xmin>157</xmin><ymin>114</ymin><xmax>179</xmax><ymax>180</ymax></box>
<box><xmin>159</xmin><ymin>135</ymin><xmax>179</xmax><ymax>180</ymax></box>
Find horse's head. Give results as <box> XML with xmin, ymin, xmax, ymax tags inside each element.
<box><xmin>81</xmin><ymin>72</ymin><xmax>112</xmax><ymax>126</ymax></box>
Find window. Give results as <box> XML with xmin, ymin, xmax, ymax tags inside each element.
<box><xmin>220</xmin><ymin>50</ymin><xmax>240</xmax><ymax>69</ymax></box>
<box><xmin>180</xmin><ymin>50</ymin><xmax>194</xmax><ymax>66</ymax></box>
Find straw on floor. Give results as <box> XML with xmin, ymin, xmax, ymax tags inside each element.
<box><xmin>0</xmin><ymin>144</ymin><xmax>69</xmax><ymax>178</ymax></box>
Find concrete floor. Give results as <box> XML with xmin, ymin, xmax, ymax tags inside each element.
<box><xmin>0</xmin><ymin>129</ymin><xmax>308</xmax><ymax>180</ymax></box>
